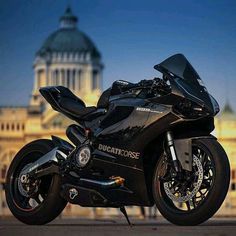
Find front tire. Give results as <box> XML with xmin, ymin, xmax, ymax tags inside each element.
<box><xmin>5</xmin><ymin>139</ymin><xmax>67</xmax><ymax>225</ymax></box>
<box><xmin>153</xmin><ymin>138</ymin><xmax>230</xmax><ymax>226</ymax></box>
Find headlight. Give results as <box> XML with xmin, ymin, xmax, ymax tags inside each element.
<box><xmin>173</xmin><ymin>99</ymin><xmax>209</xmax><ymax>119</ymax></box>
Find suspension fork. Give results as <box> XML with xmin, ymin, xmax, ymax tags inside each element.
<box><xmin>166</xmin><ymin>131</ymin><xmax>181</xmax><ymax>173</ymax></box>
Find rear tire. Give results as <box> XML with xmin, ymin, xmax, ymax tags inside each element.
<box><xmin>153</xmin><ymin>138</ymin><xmax>230</xmax><ymax>226</ymax></box>
<box><xmin>5</xmin><ymin>139</ymin><xmax>67</xmax><ymax>225</ymax></box>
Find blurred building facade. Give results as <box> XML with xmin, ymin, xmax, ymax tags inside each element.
<box><xmin>0</xmin><ymin>7</ymin><xmax>236</xmax><ymax>218</ymax></box>
<box><xmin>215</xmin><ymin>103</ymin><xmax>236</xmax><ymax>215</ymax></box>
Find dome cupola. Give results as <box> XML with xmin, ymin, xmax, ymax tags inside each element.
<box><xmin>36</xmin><ymin>6</ymin><xmax>101</xmax><ymax>59</ymax></box>
<box><xmin>59</xmin><ymin>6</ymin><xmax>78</xmax><ymax>29</ymax></box>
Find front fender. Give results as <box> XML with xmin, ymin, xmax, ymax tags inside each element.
<box><xmin>174</xmin><ymin>135</ymin><xmax>216</xmax><ymax>171</ymax></box>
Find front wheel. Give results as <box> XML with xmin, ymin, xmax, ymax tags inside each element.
<box><xmin>5</xmin><ymin>139</ymin><xmax>67</xmax><ymax>225</ymax></box>
<box><xmin>153</xmin><ymin>138</ymin><xmax>230</xmax><ymax>226</ymax></box>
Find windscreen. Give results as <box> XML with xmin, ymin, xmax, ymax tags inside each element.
<box><xmin>154</xmin><ymin>54</ymin><xmax>214</xmax><ymax>112</ymax></box>
<box><xmin>154</xmin><ymin>54</ymin><xmax>204</xmax><ymax>87</ymax></box>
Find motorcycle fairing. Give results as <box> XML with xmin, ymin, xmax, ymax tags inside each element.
<box><xmin>93</xmin><ymin>97</ymin><xmax>177</xmax><ymax>167</ymax></box>
<box><xmin>154</xmin><ymin>54</ymin><xmax>215</xmax><ymax>114</ymax></box>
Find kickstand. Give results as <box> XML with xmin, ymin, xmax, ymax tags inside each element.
<box><xmin>120</xmin><ymin>206</ymin><xmax>132</xmax><ymax>227</ymax></box>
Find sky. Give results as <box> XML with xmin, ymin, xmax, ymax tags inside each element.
<box><xmin>0</xmin><ymin>0</ymin><xmax>236</xmax><ymax>111</ymax></box>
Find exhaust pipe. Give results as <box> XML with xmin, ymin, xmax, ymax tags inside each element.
<box><xmin>78</xmin><ymin>177</ymin><xmax>125</xmax><ymax>189</ymax></box>
<box><xmin>61</xmin><ymin>177</ymin><xmax>126</xmax><ymax>205</ymax></box>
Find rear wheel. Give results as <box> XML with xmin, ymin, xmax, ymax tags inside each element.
<box><xmin>153</xmin><ymin>138</ymin><xmax>230</xmax><ymax>225</ymax></box>
<box><xmin>5</xmin><ymin>139</ymin><xmax>67</xmax><ymax>225</ymax></box>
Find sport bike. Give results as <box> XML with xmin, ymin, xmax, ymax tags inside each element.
<box><xmin>5</xmin><ymin>54</ymin><xmax>230</xmax><ymax>225</ymax></box>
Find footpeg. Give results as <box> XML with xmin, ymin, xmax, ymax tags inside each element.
<box><xmin>110</xmin><ymin>176</ymin><xmax>125</xmax><ymax>187</ymax></box>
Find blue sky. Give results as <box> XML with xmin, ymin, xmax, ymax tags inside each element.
<box><xmin>0</xmin><ymin>0</ymin><xmax>236</xmax><ymax>111</ymax></box>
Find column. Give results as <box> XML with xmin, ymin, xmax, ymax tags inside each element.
<box><xmin>65</xmin><ymin>69</ymin><xmax>68</xmax><ymax>88</ymax></box>
<box><xmin>46</xmin><ymin>66</ymin><xmax>49</xmax><ymax>86</ymax></box>
<box><xmin>73</xmin><ymin>69</ymin><xmax>76</xmax><ymax>91</ymax></box>
<box><xmin>78</xmin><ymin>70</ymin><xmax>82</xmax><ymax>91</ymax></box>
<box><xmin>34</xmin><ymin>69</ymin><xmax>38</xmax><ymax>91</ymax></box>
<box><xmin>75</xmin><ymin>70</ymin><xmax>79</xmax><ymax>93</ymax></box>
<box><xmin>99</xmin><ymin>69</ymin><xmax>103</xmax><ymax>91</ymax></box>
<box><xmin>72</xmin><ymin>69</ymin><xmax>75</xmax><ymax>91</ymax></box>
<box><xmin>48</xmin><ymin>70</ymin><xmax>50</xmax><ymax>86</ymax></box>
<box><xmin>58</xmin><ymin>69</ymin><xmax>62</xmax><ymax>85</ymax></box>
<box><xmin>85</xmin><ymin>66</ymin><xmax>92</xmax><ymax>92</ymax></box>
<box><xmin>55</xmin><ymin>70</ymin><xmax>58</xmax><ymax>85</ymax></box>
<box><xmin>51</xmin><ymin>70</ymin><xmax>53</xmax><ymax>86</ymax></box>
<box><xmin>67</xmin><ymin>69</ymin><xmax>70</xmax><ymax>89</ymax></box>
<box><xmin>51</xmin><ymin>70</ymin><xmax>55</xmax><ymax>85</ymax></box>
<box><xmin>61</xmin><ymin>69</ymin><xmax>64</xmax><ymax>86</ymax></box>
<box><xmin>69</xmin><ymin>69</ymin><xmax>73</xmax><ymax>90</ymax></box>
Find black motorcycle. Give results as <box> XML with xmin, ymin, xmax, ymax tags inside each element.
<box><xmin>5</xmin><ymin>54</ymin><xmax>230</xmax><ymax>226</ymax></box>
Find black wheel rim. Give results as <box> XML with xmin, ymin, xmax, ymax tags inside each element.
<box><xmin>157</xmin><ymin>143</ymin><xmax>216</xmax><ymax>213</ymax></box>
<box><xmin>9</xmin><ymin>151</ymin><xmax>53</xmax><ymax>212</ymax></box>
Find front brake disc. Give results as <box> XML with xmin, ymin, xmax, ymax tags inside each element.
<box><xmin>163</xmin><ymin>155</ymin><xmax>203</xmax><ymax>203</ymax></box>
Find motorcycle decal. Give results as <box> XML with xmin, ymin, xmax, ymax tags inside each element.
<box><xmin>136</xmin><ymin>107</ymin><xmax>163</xmax><ymax>114</ymax></box>
<box><xmin>98</xmin><ymin>144</ymin><xmax>140</xmax><ymax>160</ymax></box>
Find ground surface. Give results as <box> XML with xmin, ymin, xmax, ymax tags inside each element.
<box><xmin>1</xmin><ymin>217</ymin><xmax>236</xmax><ymax>236</ymax></box>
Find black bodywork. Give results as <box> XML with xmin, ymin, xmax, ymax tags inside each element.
<box><xmin>39</xmin><ymin>54</ymin><xmax>219</xmax><ymax>208</ymax></box>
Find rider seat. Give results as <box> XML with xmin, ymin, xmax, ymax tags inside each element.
<box><xmin>40</xmin><ymin>81</ymin><xmax>133</xmax><ymax>122</ymax></box>
<box><xmin>39</xmin><ymin>86</ymin><xmax>97</xmax><ymax>121</ymax></box>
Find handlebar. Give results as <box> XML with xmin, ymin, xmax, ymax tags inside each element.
<box><xmin>114</xmin><ymin>78</ymin><xmax>171</xmax><ymax>96</ymax></box>
<box><xmin>128</xmin><ymin>78</ymin><xmax>170</xmax><ymax>92</ymax></box>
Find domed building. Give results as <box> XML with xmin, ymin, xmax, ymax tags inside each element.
<box><xmin>0</xmin><ymin>7</ymin><xmax>103</xmax><ymax>215</ymax></box>
<box><xmin>31</xmin><ymin>6</ymin><xmax>103</xmax><ymax>110</ymax></box>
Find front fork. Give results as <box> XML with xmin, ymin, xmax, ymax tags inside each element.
<box><xmin>166</xmin><ymin>131</ymin><xmax>181</xmax><ymax>173</ymax></box>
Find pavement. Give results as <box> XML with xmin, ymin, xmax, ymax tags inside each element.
<box><xmin>1</xmin><ymin>216</ymin><xmax>236</xmax><ymax>236</ymax></box>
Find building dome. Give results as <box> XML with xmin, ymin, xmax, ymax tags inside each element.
<box><xmin>36</xmin><ymin>7</ymin><xmax>100</xmax><ymax>58</ymax></box>
<box><xmin>37</xmin><ymin>29</ymin><xmax>100</xmax><ymax>58</ymax></box>
<box><xmin>31</xmin><ymin>6</ymin><xmax>103</xmax><ymax>109</ymax></box>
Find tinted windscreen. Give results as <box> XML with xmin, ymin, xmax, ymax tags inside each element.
<box><xmin>154</xmin><ymin>54</ymin><xmax>203</xmax><ymax>87</ymax></box>
<box><xmin>154</xmin><ymin>54</ymin><xmax>213</xmax><ymax>112</ymax></box>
